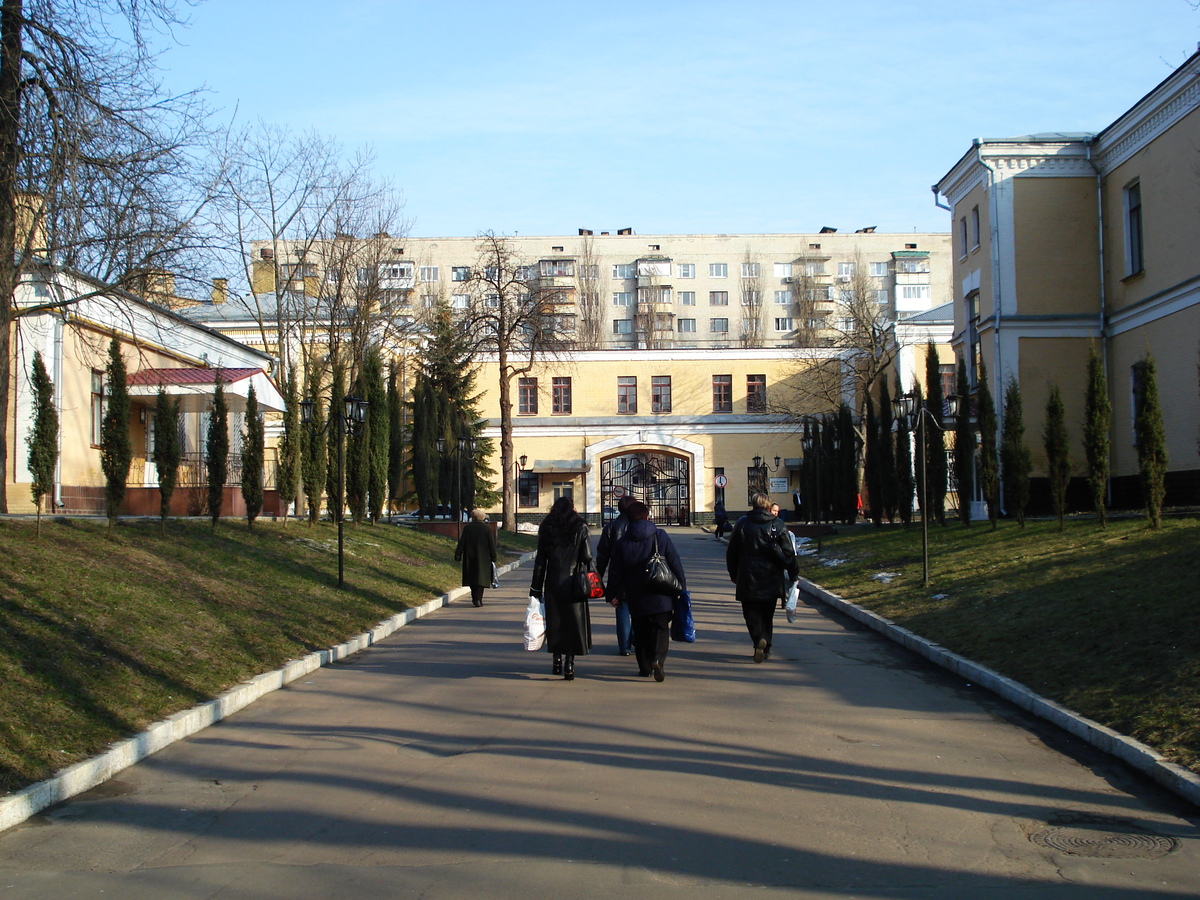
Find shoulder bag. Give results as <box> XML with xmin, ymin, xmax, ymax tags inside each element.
<box><xmin>644</xmin><ymin>531</ymin><xmax>682</xmax><ymax>597</ymax></box>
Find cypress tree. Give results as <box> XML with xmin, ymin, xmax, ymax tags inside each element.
<box><xmin>364</xmin><ymin>347</ymin><xmax>389</xmax><ymax>523</ymax></box>
<box><xmin>924</xmin><ymin>342</ymin><xmax>947</xmax><ymax>525</ymax></box>
<box><xmin>153</xmin><ymin>388</ymin><xmax>180</xmax><ymax>536</ymax></box>
<box><xmin>26</xmin><ymin>350</ymin><xmax>58</xmax><ymax>538</ymax></box>
<box><xmin>100</xmin><ymin>337</ymin><xmax>132</xmax><ymax>532</ymax></box>
<box><xmin>410</xmin><ymin>376</ymin><xmax>436</xmax><ymax>518</ymax></box>
<box><xmin>1083</xmin><ymin>345</ymin><xmax>1112</xmax><ymax>527</ymax></box>
<box><xmin>953</xmin><ymin>357</ymin><xmax>976</xmax><ymax>525</ymax></box>
<box><xmin>864</xmin><ymin>389</ymin><xmax>882</xmax><ymax>526</ymax></box>
<box><xmin>206</xmin><ymin>378</ymin><xmax>229</xmax><ymax>529</ymax></box>
<box><xmin>277</xmin><ymin>365</ymin><xmax>300</xmax><ymax>526</ymax></box>
<box><xmin>1001</xmin><ymin>377</ymin><xmax>1032</xmax><ymax>528</ymax></box>
<box><xmin>913</xmin><ymin>381</ymin><xmax>927</xmax><ymax>523</ymax></box>
<box><xmin>346</xmin><ymin>367</ymin><xmax>369</xmax><ymax>524</ymax></box>
<box><xmin>976</xmin><ymin>360</ymin><xmax>1000</xmax><ymax>530</ymax></box>
<box><xmin>895</xmin><ymin>373</ymin><xmax>914</xmax><ymax>526</ymax></box>
<box><xmin>1043</xmin><ymin>383</ymin><xmax>1070</xmax><ymax>532</ymax></box>
<box><xmin>387</xmin><ymin>362</ymin><xmax>405</xmax><ymax>516</ymax></box>
<box><xmin>301</xmin><ymin>365</ymin><xmax>327</xmax><ymax>525</ymax></box>
<box><xmin>877</xmin><ymin>378</ymin><xmax>897</xmax><ymax>523</ymax></box>
<box><xmin>242</xmin><ymin>384</ymin><xmax>264</xmax><ymax>528</ymax></box>
<box><xmin>327</xmin><ymin>365</ymin><xmax>347</xmax><ymax>524</ymax></box>
<box><xmin>1134</xmin><ymin>353</ymin><xmax>1168</xmax><ymax>528</ymax></box>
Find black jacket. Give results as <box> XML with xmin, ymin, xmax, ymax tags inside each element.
<box><xmin>594</xmin><ymin>512</ymin><xmax>630</xmax><ymax>578</ymax></box>
<box><xmin>606</xmin><ymin>518</ymin><xmax>686</xmax><ymax>618</ymax></box>
<box><xmin>454</xmin><ymin>519</ymin><xmax>497</xmax><ymax>587</ymax></box>
<box><xmin>726</xmin><ymin>508</ymin><xmax>799</xmax><ymax>603</ymax></box>
<box><xmin>530</xmin><ymin>520</ymin><xmax>593</xmax><ymax>655</ymax></box>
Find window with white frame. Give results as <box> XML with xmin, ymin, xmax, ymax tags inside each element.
<box><xmin>774</xmin><ymin>290</ymin><xmax>792</xmax><ymax>305</ymax></box>
<box><xmin>805</xmin><ymin>261</ymin><xmax>826</xmax><ymax>275</ymax></box>
<box><xmin>581</xmin><ymin>264</ymin><xmax>599</xmax><ymax>279</ymax></box>
<box><xmin>418</xmin><ymin>266</ymin><xmax>439</xmax><ymax>282</ymax></box>
<box><xmin>613</xmin><ymin>318</ymin><xmax>633</xmax><ymax>334</ymax></box>
<box><xmin>774</xmin><ymin>317</ymin><xmax>793</xmax><ymax>332</ymax></box>
<box><xmin>709</xmin><ymin>317</ymin><xmax>729</xmax><ymax>333</ymax></box>
<box><xmin>451</xmin><ymin>266</ymin><xmax>470</xmax><ymax>282</ymax></box>
<box><xmin>959</xmin><ymin>217</ymin><xmax>969</xmax><ymax>257</ymax></box>
<box><xmin>741</xmin><ymin>262</ymin><xmax>760</xmax><ymax>278</ymax></box>
<box><xmin>451</xmin><ymin>293</ymin><xmax>470</xmax><ymax>309</ymax></box>
<box><xmin>773</xmin><ymin>262</ymin><xmax>793</xmax><ymax>278</ymax></box>
<box><xmin>970</xmin><ymin>205</ymin><xmax>981</xmax><ymax>250</ymax></box>
<box><xmin>741</xmin><ymin>290</ymin><xmax>761</xmax><ymax>306</ymax></box>
<box><xmin>90</xmin><ymin>369</ymin><xmax>104</xmax><ymax>446</ymax></box>
<box><xmin>709</xmin><ymin>263</ymin><xmax>728</xmax><ymax>278</ymax></box>
<box><xmin>612</xmin><ymin>263</ymin><xmax>633</xmax><ymax>279</ymax></box>
<box><xmin>869</xmin><ymin>261</ymin><xmax>888</xmax><ymax>277</ymax></box>
<box><xmin>612</xmin><ymin>291</ymin><xmax>632</xmax><ymax>307</ymax></box>
<box><xmin>837</xmin><ymin>262</ymin><xmax>855</xmax><ymax>277</ymax></box>
<box><xmin>837</xmin><ymin>316</ymin><xmax>856</xmax><ymax>332</ymax></box>
<box><xmin>677</xmin><ymin>263</ymin><xmax>695</xmax><ymax>278</ymax></box>
<box><xmin>485</xmin><ymin>293</ymin><xmax>500</xmax><ymax>308</ymax></box>
<box><xmin>540</xmin><ymin>259</ymin><xmax>574</xmax><ymax>277</ymax></box>
<box><xmin>901</xmin><ymin>285</ymin><xmax>931</xmax><ymax>300</ymax></box>
<box><xmin>420</xmin><ymin>293</ymin><xmax>437</xmax><ymax>308</ymax></box>
<box><xmin>709</xmin><ymin>291</ymin><xmax>729</xmax><ymax>305</ymax></box>
<box><xmin>897</xmin><ymin>260</ymin><xmax>930</xmax><ymax>273</ymax></box>
<box><xmin>874</xmin><ymin>289</ymin><xmax>888</xmax><ymax>304</ymax></box>
<box><xmin>1124</xmin><ymin>180</ymin><xmax>1144</xmax><ymax>275</ymax></box>
<box><xmin>677</xmin><ymin>318</ymin><xmax>696</xmax><ymax>333</ymax></box>
<box><xmin>679</xmin><ymin>291</ymin><xmax>696</xmax><ymax>306</ymax></box>
<box><xmin>840</xmin><ymin>289</ymin><xmax>854</xmax><ymax>303</ymax></box>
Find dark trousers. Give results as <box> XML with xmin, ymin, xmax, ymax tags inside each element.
<box><xmin>740</xmin><ymin>600</ymin><xmax>777</xmax><ymax>653</ymax></box>
<box><xmin>632</xmin><ymin>611</ymin><xmax>672</xmax><ymax>675</ymax></box>
<box><xmin>469</xmin><ymin>585</ymin><xmax>485</xmax><ymax>605</ymax></box>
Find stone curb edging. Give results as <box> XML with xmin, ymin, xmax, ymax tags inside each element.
<box><xmin>800</xmin><ymin>576</ymin><xmax>1200</xmax><ymax>810</ymax></box>
<box><xmin>0</xmin><ymin>552</ymin><xmax>537</xmax><ymax>834</ymax></box>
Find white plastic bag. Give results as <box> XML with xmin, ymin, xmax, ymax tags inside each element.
<box><xmin>523</xmin><ymin>595</ymin><xmax>546</xmax><ymax>650</ymax></box>
<box><xmin>785</xmin><ymin>580</ymin><xmax>799</xmax><ymax>623</ymax></box>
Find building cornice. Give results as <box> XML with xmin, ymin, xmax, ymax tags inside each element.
<box><xmin>1095</xmin><ymin>53</ymin><xmax>1200</xmax><ymax>174</ymax></box>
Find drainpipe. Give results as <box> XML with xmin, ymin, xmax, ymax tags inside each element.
<box><xmin>930</xmin><ymin>186</ymin><xmax>952</xmax><ymax>212</ymax></box>
<box><xmin>976</xmin><ymin>147</ymin><xmax>1003</xmax><ymax>393</ymax></box>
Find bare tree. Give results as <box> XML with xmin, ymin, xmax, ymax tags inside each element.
<box><xmin>634</xmin><ymin>256</ymin><xmax>672</xmax><ymax>349</ymax></box>
<box><xmin>738</xmin><ymin>251</ymin><xmax>765</xmax><ymax>348</ymax></box>
<box><xmin>575</xmin><ymin>233</ymin><xmax>603</xmax><ymax>349</ymax></box>
<box><xmin>459</xmin><ymin>232</ymin><xmax>571</xmax><ymax>531</ymax></box>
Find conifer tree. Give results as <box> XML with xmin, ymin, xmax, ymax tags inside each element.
<box><xmin>895</xmin><ymin>372</ymin><xmax>914</xmax><ymax>526</ymax></box>
<box><xmin>1001</xmin><ymin>377</ymin><xmax>1032</xmax><ymax>528</ymax></box>
<box><xmin>277</xmin><ymin>366</ymin><xmax>300</xmax><ymax>526</ymax></box>
<box><xmin>1043</xmin><ymin>383</ymin><xmax>1070</xmax><ymax>532</ymax></box>
<box><xmin>326</xmin><ymin>365</ymin><xmax>347</xmax><ymax>525</ymax></box>
<box><xmin>1083</xmin><ymin>345</ymin><xmax>1112</xmax><ymax>527</ymax></box>
<box><xmin>301</xmin><ymin>365</ymin><xmax>327</xmax><ymax>525</ymax></box>
<box><xmin>387</xmin><ymin>362</ymin><xmax>405</xmax><ymax>516</ymax></box>
<box><xmin>877</xmin><ymin>377</ymin><xmax>897</xmax><ymax>523</ymax></box>
<box><xmin>864</xmin><ymin>390</ymin><xmax>882</xmax><ymax>526</ymax></box>
<box><xmin>913</xmin><ymin>381</ymin><xmax>927</xmax><ymax>523</ymax></box>
<box><xmin>346</xmin><ymin>367</ymin><xmax>369</xmax><ymax>524</ymax></box>
<box><xmin>953</xmin><ymin>357</ymin><xmax>976</xmax><ymax>525</ymax></box>
<box><xmin>152</xmin><ymin>388</ymin><xmax>180</xmax><ymax>536</ymax></box>
<box><xmin>364</xmin><ymin>347</ymin><xmax>389</xmax><ymax>523</ymax></box>
<box><xmin>835</xmin><ymin>403</ymin><xmax>857</xmax><ymax>524</ymax></box>
<box><xmin>206</xmin><ymin>378</ymin><xmax>229</xmax><ymax>529</ymax></box>
<box><xmin>100</xmin><ymin>337</ymin><xmax>131</xmax><ymax>532</ymax></box>
<box><xmin>1134</xmin><ymin>353</ymin><xmax>1168</xmax><ymax>528</ymax></box>
<box><xmin>26</xmin><ymin>350</ymin><xmax>58</xmax><ymax>537</ymax></box>
<box><xmin>242</xmin><ymin>384</ymin><xmax>264</xmax><ymax>528</ymax></box>
<box><xmin>976</xmin><ymin>361</ymin><xmax>1000</xmax><ymax>530</ymax></box>
<box><xmin>924</xmin><ymin>342</ymin><xmax>948</xmax><ymax>525</ymax></box>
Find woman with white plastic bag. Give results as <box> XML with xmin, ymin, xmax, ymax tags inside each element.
<box><xmin>772</xmin><ymin>502</ymin><xmax>802</xmax><ymax>624</ymax></box>
<box><xmin>523</xmin><ymin>596</ymin><xmax>545</xmax><ymax>650</ymax></box>
<box><xmin>529</xmin><ymin>496</ymin><xmax>594</xmax><ymax>680</ymax></box>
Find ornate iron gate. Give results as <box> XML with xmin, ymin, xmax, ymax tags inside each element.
<box><xmin>599</xmin><ymin>452</ymin><xmax>691</xmax><ymax>526</ymax></box>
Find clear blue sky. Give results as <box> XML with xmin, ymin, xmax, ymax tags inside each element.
<box><xmin>159</xmin><ymin>0</ymin><xmax>1200</xmax><ymax>239</ymax></box>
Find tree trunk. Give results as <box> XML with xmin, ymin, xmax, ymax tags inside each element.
<box><xmin>0</xmin><ymin>0</ymin><xmax>24</xmax><ymax>513</ymax></box>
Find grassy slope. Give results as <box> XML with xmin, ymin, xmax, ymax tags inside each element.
<box><xmin>0</xmin><ymin>516</ymin><xmax>537</xmax><ymax>793</ymax></box>
<box><xmin>807</xmin><ymin>516</ymin><xmax>1200</xmax><ymax>773</ymax></box>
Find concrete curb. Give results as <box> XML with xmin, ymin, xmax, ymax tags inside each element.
<box><xmin>799</xmin><ymin>575</ymin><xmax>1200</xmax><ymax>810</ymax></box>
<box><xmin>0</xmin><ymin>552</ymin><xmax>537</xmax><ymax>834</ymax></box>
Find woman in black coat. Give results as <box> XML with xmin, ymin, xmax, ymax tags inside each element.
<box><xmin>606</xmin><ymin>502</ymin><xmax>686</xmax><ymax>682</ymax></box>
<box><xmin>454</xmin><ymin>509</ymin><xmax>497</xmax><ymax>607</ymax></box>
<box><xmin>530</xmin><ymin>496</ymin><xmax>594</xmax><ymax>680</ymax></box>
<box><xmin>726</xmin><ymin>492</ymin><xmax>799</xmax><ymax>663</ymax></box>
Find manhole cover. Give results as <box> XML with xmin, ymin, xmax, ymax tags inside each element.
<box><xmin>1031</xmin><ymin>817</ymin><xmax>1178</xmax><ymax>859</ymax></box>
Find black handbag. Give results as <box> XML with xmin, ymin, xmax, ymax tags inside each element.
<box><xmin>644</xmin><ymin>532</ymin><xmax>682</xmax><ymax>597</ymax></box>
<box><xmin>574</xmin><ymin>562</ymin><xmax>605</xmax><ymax>601</ymax></box>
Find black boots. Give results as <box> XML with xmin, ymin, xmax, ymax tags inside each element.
<box><xmin>552</xmin><ymin>654</ymin><xmax>563</xmax><ymax>676</ymax></box>
<box><xmin>563</xmin><ymin>655</ymin><xmax>575</xmax><ymax>681</ymax></box>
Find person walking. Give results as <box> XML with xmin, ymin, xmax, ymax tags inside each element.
<box><xmin>595</xmin><ymin>495</ymin><xmax>635</xmax><ymax>656</ymax></box>
<box><xmin>726</xmin><ymin>492</ymin><xmax>799</xmax><ymax>663</ymax></box>
<box><xmin>606</xmin><ymin>501</ymin><xmax>686</xmax><ymax>682</ymax></box>
<box><xmin>770</xmin><ymin>502</ymin><xmax>801</xmax><ymax>624</ymax></box>
<box><xmin>454</xmin><ymin>509</ymin><xmax>498</xmax><ymax>607</ymax></box>
<box><xmin>530</xmin><ymin>496</ymin><xmax>594</xmax><ymax>681</ymax></box>
<box><xmin>713</xmin><ymin>500</ymin><xmax>730</xmax><ymax>540</ymax></box>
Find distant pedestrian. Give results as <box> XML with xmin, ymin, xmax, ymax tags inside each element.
<box><xmin>792</xmin><ymin>488</ymin><xmax>803</xmax><ymax>521</ymax></box>
<box><xmin>713</xmin><ymin>501</ymin><xmax>730</xmax><ymax>540</ymax></box>
<box><xmin>726</xmin><ymin>492</ymin><xmax>799</xmax><ymax>663</ymax></box>
<box><xmin>530</xmin><ymin>496</ymin><xmax>594</xmax><ymax>681</ymax></box>
<box><xmin>606</xmin><ymin>501</ymin><xmax>686</xmax><ymax>682</ymax></box>
<box><xmin>454</xmin><ymin>509</ymin><xmax>497</xmax><ymax>607</ymax></box>
<box><xmin>596</xmin><ymin>495</ymin><xmax>635</xmax><ymax>656</ymax></box>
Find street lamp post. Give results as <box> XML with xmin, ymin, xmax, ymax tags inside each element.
<box><xmin>800</xmin><ymin>425</ymin><xmax>823</xmax><ymax>553</ymax></box>
<box><xmin>300</xmin><ymin>393</ymin><xmax>369</xmax><ymax>589</ymax></box>
<box><xmin>750</xmin><ymin>453</ymin><xmax>782</xmax><ymax>501</ymax></box>
<box><xmin>892</xmin><ymin>391</ymin><xmax>957</xmax><ymax>587</ymax></box>
<box><xmin>438</xmin><ymin>434</ymin><xmax>479</xmax><ymax>538</ymax></box>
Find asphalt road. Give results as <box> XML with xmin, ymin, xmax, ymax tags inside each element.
<box><xmin>0</xmin><ymin>528</ymin><xmax>1197</xmax><ymax>899</ymax></box>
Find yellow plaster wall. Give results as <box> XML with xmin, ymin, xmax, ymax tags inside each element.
<box><xmin>1016</xmin><ymin>336</ymin><xmax>1091</xmax><ymax>473</ymax></box>
<box><xmin>1012</xmin><ymin>177</ymin><xmax>1099</xmax><ymax>317</ymax></box>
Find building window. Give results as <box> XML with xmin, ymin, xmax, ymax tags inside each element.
<box><xmin>1125</xmin><ymin>181</ymin><xmax>1144</xmax><ymax>275</ymax></box>
<box><xmin>709</xmin><ymin>317</ymin><xmax>729</xmax><ymax>333</ymax></box>
<box><xmin>901</xmin><ymin>285</ymin><xmax>931</xmax><ymax>301</ymax></box>
<box><xmin>552</xmin><ymin>377</ymin><xmax>572</xmax><ymax>415</ymax></box>
<box><xmin>869</xmin><ymin>261</ymin><xmax>888</xmax><ymax>277</ymax></box>
<box><xmin>420</xmin><ymin>293</ymin><xmax>437</xmax><ymax>308</ymax></box>
<box><xmin>612</xmin><ymin>263</ymin><xmax>633</xmax><ymax>279</ymax></box>
<box><xmin>484</xmin><ymin>293</ymin><xmax>500</xmax><ymax>308</ymax></box>
<box><xmin>874</xmin><ymin>289</ymin><xmax>889</xmax><ymax>304</ymax></box>
<box><xmin>651</xmin><ymin>375</ymin><xmax>672</xmax><ymax>413</ymax></box>
<box><xmin>678</xmin><ymin>318</ymin><xmax>697</xmax><ymax>333</ymax></box>
<box><xmin>679</xmin><ymin>291</ymin><xmax>696</xmax><ymax>306</ymax></box>
<box><xmin>712</xmin><ymin>375</ymin><xmax>732</xmax><ymax>413</ymax></box>
<box><xmin>418</xmin><ymin>266</ymin><xmax>439</xmax><ymax>282</ymax></box>
<box><xmin>774</xmin><ymin>317</ymin><xmax>793</xmax><ymax>332</ymax></box>
<box><xmin>837</xmin><ymin>262</ymin><xmax>855</xmax><ymax>277</ymax></box>
<box><xmin>451</xmin><ymin>293</ymin><xmax>470</xmax><ymax>309</ymax></box>
<box><xmin>773</xmin><ymin>263</ymin><xmax>793</xmax><ymax>278</ymax></box>
<box><xmin>741</xmin><ymin>262</ymin><xmax>760</xmax><ymax>278</ymax></box>
<box><xmin>709</xmin><ymin>263</ymin><xmax>728</xmax><ymax>278</ymax></box>
<box><xmin>959</xmin><ymin>217</ymin><xmax>969</xmax><ymax>257</ymax></box>
<box><xmin>709</xmin><ymin>291</ymin><xmax>729</xmax><ymax>306</ymax></box>
<box><xmin>613</xmin><ymin>318</ymin><xmax>633</xmax><ymax>334</ymax></box>
<box><xmin>677</xmin><ymin>263</ymin><xmax>695</xmax><ymax>278</ymax></box>
<box><xmin>773</xmin><ymin>290</ymin><xmax>792</xmax><ymax>305</ymax></box>
<box><xmin>898</xmin><ymin>259</ymin><xmax>930</xmax><ymax>274</ymax></box>
<box><xmin>747</xmin><ymin>374</ymin><xmax>767</xmax><ymax>412</ymax></box>
<box><xmin>518</xmin><ymin>377</ymin><xmax>538</xmax><ymax>415</ymax></box>
<box><xmin>540</xmin><ymin>259</ymin><xmax>574</xmax><ymax>277</ymax></box>
<box><xmin>617</xmin><ymin>376</ymin><xmax>637</xmax><ymax>414</ymax></box>
<box><xmin>970</xmin><ymin>205</ymin><xmax>981</xmax><ymax>250</ymax></box>
<box><xmin>518</xmin><ymin>470</ymin><xmax>539</xmax><ymax>508</ymax></box>
<box><xmin>612</xmin><ymin>291</ymin><xmax>633</xmax><ymax>306</ymax></box>
<box><xmin>741</xmin><ymin>290</ymin><xmax>761</xmax><ymax>306</ymax></box>
<box><xmin>552</xmin><ymin>481</ymin><xmax>573</xmax><ymax>503</ymax></box>
<box><xmin>939</xmin><ymin>364</ymin><xmax>955</xmax><ymax>405</ymax></box>
<box><xmin>805</xmin><ymin>261</ymin><xmax>826</xmax><ymax>275</ymax></box>
<box><xmin>451</xmin><ymin>266</ymin><xmax>470</xmax><ymax>281</ymax></box>
<box><xmin>90</xmin><ymin>369</ymin><xmax>104</xmax><ymax>446</ymax></box>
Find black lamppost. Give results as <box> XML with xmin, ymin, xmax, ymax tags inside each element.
<box><xmin>438</xmin><ymin>434</ymin><xmax>478</xmax><ymax>537</ymax></box>
<box><xmin>300</xmin><ymin>393</ymin><xmax>368</xmax><ymax>589</ymax></box>
<box><xmin>892</xmin><ymin>391</ymin><xmax>958</xmax><ymax>587</ymax></box>
<box><xmin>513</xmin><ymin>453</ymin><xmax>528</xmax><ymax>523</ymax></box>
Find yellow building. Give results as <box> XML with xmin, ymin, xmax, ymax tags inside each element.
<box><xmin>934</xmin><ymin>50</ymin><xmax>1200</xmax><ymax>510</ymax></box>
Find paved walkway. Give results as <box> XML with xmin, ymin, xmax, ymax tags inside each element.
<box><xmin>0</xmin><ymin>528</ymin><xmax>1197</xmax><ymax>898</ymax></box>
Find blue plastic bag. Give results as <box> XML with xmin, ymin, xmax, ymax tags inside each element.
<box><xmin>671</xmin><ymin>589</ymin><xmax>696</xmax><ymax>643</ymax></box>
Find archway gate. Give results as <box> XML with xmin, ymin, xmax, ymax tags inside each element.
<box><xmin>599</xmin><ymin>451</ymin><xmax>690</xmax><ymax>526</ymax></box>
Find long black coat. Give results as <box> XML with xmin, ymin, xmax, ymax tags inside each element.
<box><xmin>726</xmin><ymin>508</ymin><xmax>799</xmax><ymax>603</ymax></box>
<box><xmin>606</xmin><ymin>518</ymin><xmax>686</xmax><ymax>618</ymax></box>
<box><xmin>455</xmin><ymin>520</ymin><xmax>497</xmax><ymax>587</ymax></box>
<box><xmin>530</xmin><ymin>520</ymin><xmax>593</xmax><ymax>655</ymax></box>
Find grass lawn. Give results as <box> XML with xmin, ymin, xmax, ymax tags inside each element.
<box><xmin>805</xmin><ymin>514</ymin><xmax>1200</xmax><ymax>774</ymax></box>
<box><xmin>0</xmin><ymin>515</ymin><xmax>537</xmax><ymax>794</ymax></box>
